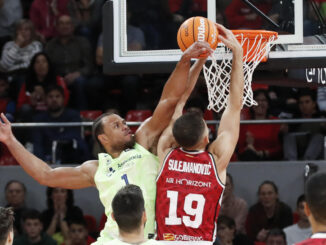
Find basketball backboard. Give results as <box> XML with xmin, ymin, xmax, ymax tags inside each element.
<box><xmin>103</xmin><ymin>0</ymin><xmax>326</xmax><ymax>80</ymax></box>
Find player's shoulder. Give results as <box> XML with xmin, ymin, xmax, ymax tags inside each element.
<box><xmin>80</xmin><ymin>160</ymin><xmax>99</xmax><ymax>176</ymax></box>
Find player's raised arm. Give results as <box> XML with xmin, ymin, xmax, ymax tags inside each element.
<box><xmin>208</xmin><ymin>24</ymin><xmax>244</xmax><ymax>178</ymax></box>
<box><xmin>157</xmin><ymin>58</ymin><xmax>207</xmax><ymax>163</ymax></box>
<box><xmin>135</xmin><ymin>42</ymin><xmax>212</xmax><ymax>151</ymax></box>
<box><xmin>0</xmin><ymin>113</ymin><xmax>96</xmax><ymax>189</ymax></box>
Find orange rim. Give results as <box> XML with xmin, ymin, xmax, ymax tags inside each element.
<box><xmin>231</xmin><ymin>30</ymin><xmax>278</xmax><ymax>39</ymax></box>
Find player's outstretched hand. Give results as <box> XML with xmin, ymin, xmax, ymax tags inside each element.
<box><xmin>0</xmin><ymin>113</ymin><xmax>14</xmax><ymax>143</ymax></box>
<box><xmin>183</xmin><ymin>41</ymin><xmax>213</xmax><ymax>59</ymax></box>
<box><xmin>215</xmin><ymin>24</ymin><xmax>242</xmax><ymax>55</ymax></box>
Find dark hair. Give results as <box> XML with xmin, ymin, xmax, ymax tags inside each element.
<box><xmin>5</xmin><ymin>180</ymin><xmax>26</xmax><ymax>193</ymax></box>
<box><xmin>173</xmin><ymin>112</ymin><xmax>206</xmax><ymax>148</ymax></box>
<box><xmin>45</xmin><ymin>84</ymin><xmax>64</xmax><ymax>97</ymax></box>
<box><xmin>22</xmin><ymin>209</ymin><xmax>42</xmax><ymax>223</ymax></box>
<box><xmin>0</xmin><ymin>207</ymin><xmax>14</xmax><ymax>245</ymax></box>
<box><xmin>305</xmin><ymin>172</ymin><xmax>326</xmax><ymax>223</ymax></box>
<box><xmin>297</xmin><ymin>89</ymin><xmax>316</xmax><ymax>102</ymax></box>
<box><xmin>266</xmin><ymin>228</ymin><xmax>286</xmax><ymax>243</ymax></box>
<box><xmin>258</xmin><ymin>180</ymin><xmax>278</xmax><ymax>195</ymax></box>
<box><xmin>92</xmin><ymin>112</ymin><xmax>115</xmax><ymax>147</ymax></box>
<box><xmin>68</xmin><ymin>218</ymin><xmax>87</xmax><ymax>228</ymax></box>
<box><xmin>46</xmin><ymin>187</ymin><xmax>74</xmax><ymax>209</ymax></box>
<box><xmin>296</xmin><ymin>194</ymin><xmax>305</xmax><ymax>207</ymax></box>
<box><xmin>217</xmin><ymin>215</ymin><xmax>236</xmax><ymax>229</ymax></box>
<box><xmin>112</xmin><ymin>185</ymin><xmax>145</xmax><ymax>233</ymax></box>
<box><xmin>25</xmin><ymin>52</ymin><xmax>57</xmax><ymax>93</ymax></box>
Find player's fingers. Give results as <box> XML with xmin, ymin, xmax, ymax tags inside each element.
<box><xmin>217</xmin><ymin>35</ymin><xmax>230</xmax><ymax>46</ymax></box>
<box><xmin>215</xmin><ymin>23</ymin><xmax>231</xmax><ymax>37</ymax></box>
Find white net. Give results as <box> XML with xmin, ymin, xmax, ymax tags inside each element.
<box><xmin>203</xmin><ymin>32</ymin><xmax>277</xmax><ymax>112</ymax></box>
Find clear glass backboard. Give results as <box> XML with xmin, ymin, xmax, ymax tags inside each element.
<box><xmin>103</xmin><ymin>0</ymin><xmax>326</xmax><ymax>76</ymax></box>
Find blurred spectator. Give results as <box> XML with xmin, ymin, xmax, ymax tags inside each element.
<box><xmin>67</xmin><ymin>0</ymin><xmax>106</xmax><ymax>45</ymax></box>
<box><xmin>220</xmin><ymin>173</ymin><xmax>248</xmax><ymax>234</ymax></box>
<box><xmin>128</xmin><ymin>0</ymin><xmax>178</xmax><ymax>50</ymax></box>
<box><xmin>32</xmin><ymin>85</ymin><xmax>90</xmax><ymax>164</ymax></box>
<box><xmin>13</xmin><ymin>209</ymin><xmax>57</xmax><ymax>245</ymax></box>
<box><xmin>238</xmin><ymin>90</ymin><xmax>283</xmax><ymax>161</ymax></box>
<box><xmin>5</xmin><ymin>180</ymin><xmax>27</xmax><ymax>235</ymax></box>
<box><xmin>268</xmin><ymin>86</ymin><xmax>299</xmax><ymax>119</ymax></box>
<box><xmin>61</xmin><ymin>218</ymin><xmax>95</xmax><ymax>245</ymax></box>
<box><xmin>29</xmin><ymin>0</ymin><xmax>70</xmax><ymax>40</ymax></box>
<box><xmin>0</xmin><ymin>19</ymin><xmax>42</xmax><ymax>73</ymax></box>
<box><xmin>214</xmin><ymin>215</ymin><xmax>253</xmax><ymax>245</ymax></box>
<box><xmin>0</xmin><ymin>74</ymin><xmax>15</xmax><ymax>121</ymax></box>
<box><xmin>265</xmin><ymin>229</ymin><xmax>286</xmax><ymax>245</ymax></box>
<box><xmin>283</xmin><ymin>195</ymin><xmax>311</xmax><ymax>245</ymax></box>
<box><xmin>87</xmin><ymin>33</ymin><xmax>141</xmax><ymax>113</ymax></box>
<box><xmin>283</xmin><ymin>89</ymin><xmax>324</xmax><ymax>160</ymax></box>
<box><xmin>45</xmin><ymin>15</ymin><xmax>91</xmax><ymax>109</ymax></box>
<box><xmin>0</xmin><ymin>0</ymin><xmax>22</xmax><ymax>51</ymax></box>
<box><xmin>41</xmin><ymin>188</ymin><xmax>84</xmax><ymax>245</ymax></box>
<box><xmin>246</xmin><ymin>180</ymin><xmax>293</xmax><ymax>242</ymax></box>
<box><xmin>17</xmin><ymin>52</ymin><xmax>69</xmax><ymax>122</ymax></box>
<box><xmin>0</xmin><ymin>207</ymin><xmax>15</xmax><ymax>245</ymax></box>
<box><xmin>168</xmin><ymin>0</ymin><xmax>207</xmax><ymax>19</ymax></box>
<box><xmin>225</xmin><ymin>0</ymin><xmax>273</xmax><ymax>29</ymax></box>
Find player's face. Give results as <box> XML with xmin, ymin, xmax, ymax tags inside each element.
<box><xmin>265</xmin><ymin>235</ymin><xmax>286</xmax><ymax>245</ymax></box>
<box><xmin>102</xmin><ymin>114</ymin><xmax>134</xmax><ymax>150</ymax></box>
<box><xmin>5</xmin><ymin>182</ymin><xmax>25</xmax><ymax>208</ymax></box>
<box><xmin>24</xmin><ymin>219</ymin><xmax>42</xmax><ymax>240</ymax></box>
<box><xmin>258</xmin><ymin>184</ymin><xmax>278</xmax><ymax>209</ymax></box>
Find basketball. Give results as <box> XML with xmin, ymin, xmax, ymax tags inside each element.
<box><xmin>177</xmin><ymin>16</ymin><xmax>219</xmax><ymax>53</ymax></box>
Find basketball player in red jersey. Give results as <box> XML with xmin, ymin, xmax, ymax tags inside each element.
<box><xmin>296</xmin><ymin>172</ymin><xmax>326</xmax><ymax>245</ymax></box>
<box><xmin>156</xmin><ymin>24</ymin><xmax>244</xmax><ymax>244</ymax></box>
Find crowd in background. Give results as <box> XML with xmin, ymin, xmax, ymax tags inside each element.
<box><xmin>0</xmin><ymin>0</ymin><xmax>325</xmax><ymax>165</ymax></box>
<box><xmin>3</xmin><ymin>175</ymin><xmax>313</xmax><ymax>245</ymax></box>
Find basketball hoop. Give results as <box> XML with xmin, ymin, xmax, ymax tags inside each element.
<box><xmin>203</xmin><ymin>30</ymin><xmax>278</xmax><ymax>112</ymax></box>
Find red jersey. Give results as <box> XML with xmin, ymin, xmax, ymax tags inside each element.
<box><xmin>296</xmin><ymin>233</ymin><xmax>326</xmax><ymax>245</ymax></box>
<box><xmin>156</xmin><ymin>148</ymin><xmax>225</xmax><ymax>243</ymax></box>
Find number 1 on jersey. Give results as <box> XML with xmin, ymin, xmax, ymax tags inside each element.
<box><xmin>165</xmin><ymin>190</ymin><xmax>205</xmax><ymax>228</ymax></box>
<box><xmin>121</xmin><ymin>174</ymin><xmax>129</xmax><ymax>185</ymax></box>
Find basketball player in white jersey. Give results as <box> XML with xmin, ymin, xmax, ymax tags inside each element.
<box><xmin>156</xmin><ymin>24</ymin><xmax>244</xmax><ymax>244</ymax></box>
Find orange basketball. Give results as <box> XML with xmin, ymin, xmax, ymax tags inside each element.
<box><xmin>177</xmin><ymin>16</ymin><xmax>219</xmax><ymax>53</ymax></box>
